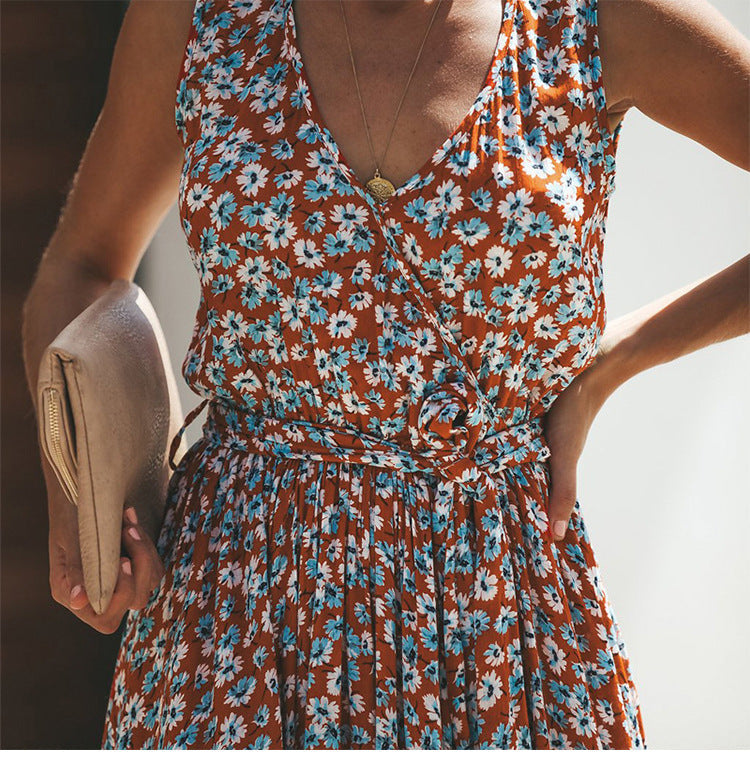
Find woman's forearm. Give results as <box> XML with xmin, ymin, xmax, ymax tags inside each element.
<box><xmin>583</xmin><ymin>254</ymin><xmax>750</xmax><ymax>403</ymax></box>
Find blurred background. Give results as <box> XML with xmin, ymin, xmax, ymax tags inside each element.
<box><xmin>1</xmin><ymin>0</ymin><xmax>748</xmax><ymax>750</ymax></box>
<box><xmin>2</xmin><ymin>0</ymin><xmax>129</xmax><ymax>749</ymax></box>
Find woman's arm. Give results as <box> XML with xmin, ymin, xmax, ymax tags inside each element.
<box><xmin>546</xmin><ymin>0</ymin><xmax>750</xmax><ymax>541</ymax></box>
<box><xmin>585</xmin><ymin>255</ymin><xmax>749</xmax><ymax>405</ymax></box>
<box><xmin>21</xmin><ymin>0</ymin><xmax>195</xmax><ymax>632</ymax></box>
<box><xmin>22</xmin><ymin>0</ymin><xmax>194</xmax><ymax>400</ymax></box>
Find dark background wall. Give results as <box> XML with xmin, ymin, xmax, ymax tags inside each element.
<box><xmin>1</xmin><ymin>0</ymin><xmax>135</xmax><ymax>749</ymax></box>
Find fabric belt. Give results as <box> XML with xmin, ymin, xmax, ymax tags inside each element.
<box><xmin>168</xmin><ymin>396</ymin><xmax>551</xmax><ymax>504</ymax></box>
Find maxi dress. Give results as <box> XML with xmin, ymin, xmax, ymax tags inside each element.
<box><xmin>101</xmin><ymin>0</ymin><xmax>647</xmax><ymax>749</ymax></box>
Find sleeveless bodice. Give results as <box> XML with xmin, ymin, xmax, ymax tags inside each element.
<box><xmin>173</xmin><ymin>0</ymin><xmax>621</xmax><ymax>449</ymax></box>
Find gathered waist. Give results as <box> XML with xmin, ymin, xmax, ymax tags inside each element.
<box><xmin>169</xmin><ymin>397</ymin><xmax>551</xmax><ymax>498</ymax></box>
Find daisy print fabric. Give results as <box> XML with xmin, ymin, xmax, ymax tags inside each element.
<box><xmin>101</xmin><ymin>0</ymin><xmax>644</xmax><ymax>749</ymax></box>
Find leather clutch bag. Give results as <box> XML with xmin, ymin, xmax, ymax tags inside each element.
<box><xmin>35</xmin><ymin>278</ymin><xmax>187</xmax><ymax>615</ymax></box>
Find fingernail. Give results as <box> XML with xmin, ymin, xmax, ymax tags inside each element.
<box><xmin>553</xmin><ymin>520</ymin><xmax>567</xmax><ymax>538</ymax></box>
<box><xmin>70</xmin><ymin>584</ymin><xmax>83</xmax><ymax>599</ymax></box>
<box><xmin>125</xmin><ymin>507</ymin><xmax>138</xmax><ymax>524</ymax></box>
<box><xmin>121</xmin><ymin>559</ymin><xmax>132</xmax><ymax>575</ymax></box>
<box><xmin>127</xmin><ymin>526</ymin><xmax>140</xmax><ymax>541</ymax></box>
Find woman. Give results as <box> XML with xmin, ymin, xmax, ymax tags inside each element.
<box><xmin>22</xmin><ymin>0</ymin><xmax>749</xmax><ymax>749</ymax></box>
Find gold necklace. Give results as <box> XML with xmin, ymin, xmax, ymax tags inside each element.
<box><xmin>339</xmin><ymin>0</ymin><xmax>443</xmax><ymax>203</ymax></box>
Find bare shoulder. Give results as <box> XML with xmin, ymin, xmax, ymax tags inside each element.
<box><xmin>598</xmin><ymin>0</ymin><xmax>749</xmax><ymax>168</ymax></box>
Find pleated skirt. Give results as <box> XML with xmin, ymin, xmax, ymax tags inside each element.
<box><xmin>101</xmin><ymin>420</ymin><xmax>647</xmax><ymax>749</ymax></box>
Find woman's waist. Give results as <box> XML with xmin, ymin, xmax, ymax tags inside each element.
<box><xmin>172</xmin><ymin>396</ymin><xmax>551</xmax><ymax>490</ymax></box>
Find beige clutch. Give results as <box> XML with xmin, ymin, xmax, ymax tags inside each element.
<box><xmin>35</xmin><ymin>278</ymin><xmax>187</xmax><ymax>615</ymax></box>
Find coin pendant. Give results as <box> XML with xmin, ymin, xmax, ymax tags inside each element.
<box><xmin>366</xmin><ymin>173</ymin><xmax>396</xmax><ymax>203</ymax></box>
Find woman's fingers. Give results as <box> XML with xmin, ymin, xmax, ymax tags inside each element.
<box><xmin>57</xmin><ymin>557</ymin><xmax>135</xmax><ymax>634</ymax></box>
<box><xmin>82</xmin><ymin>557</ymin><xmax>137</xmax><ymax>634</ymax></box>
<box><xmin>121</xmin><ymin>507</ymin><xmax>164</xmax><ymax>609</ymax></box>
<box><xmin>123</xmin><ymin>506</ymin><xmax>165</xmax><ymax>583</ymax></box>
<box><xmin>47</xmin><ymin>500</ymin><xmax>166</xmax><ymax>632</ymax></box>
<box><xmin>541</xmin><ymin>371</ymin><xmax>606</xmax><ymax>545</ymax></box>
<box><xmin>103</xmin><ymin>556</ymin><xmax>137</xmax><ymax>622</ymax></box>
<box><xmin>47</xmin><ymin>493</ymin><xmax>89</xmax><ymax>611</ymax></box>
<box><xmin>48</xmin><ymin>532</ymin><xmax>69</xmax><ymax>603</ymax></box>
<box><xmin>547</xmin><ymin>455</ymin><xmax>578</xmax><ymax>543</ymax></box>
<box><xmin>68</xmin><ymin>576</ymin><xmax>90</xmax><ymax>611</ymax></box>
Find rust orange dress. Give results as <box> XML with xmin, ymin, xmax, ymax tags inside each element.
<box><xmin>102</xmin><ymin>0</ymin><xmax>646</xmax><ymax>749</ymax></box>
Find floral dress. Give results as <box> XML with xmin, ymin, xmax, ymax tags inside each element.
<box><xmin>102</xmin><ymin>0</ymin><xmax>646</xmax><ymax>749</ymax></box>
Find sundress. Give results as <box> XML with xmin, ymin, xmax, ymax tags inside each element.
<box><xmin>102</xmin><ymin>0</ymin><xmax>646</xmax><ymax>749</ymax></box>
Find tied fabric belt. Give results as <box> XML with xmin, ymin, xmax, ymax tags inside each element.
<box><xmin>168</xmin><ymin>394</ymin><xmax>552</xmax><ymax>503</ymax></box>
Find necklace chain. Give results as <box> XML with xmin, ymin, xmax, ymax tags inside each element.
<box><xmin>338</xmin><ymin>0</ymin><xmax>443</xmax><ymax>202</ymax></box>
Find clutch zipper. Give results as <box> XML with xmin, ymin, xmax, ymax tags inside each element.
<box><xmin>43</xmin><ymin>386</ymin><xmax>79</xmax><ymax>502</ymax></box>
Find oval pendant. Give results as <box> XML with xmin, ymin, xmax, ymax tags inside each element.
<box><xmin>366</xmin><ymin>173</ymin><xmax>396</xmax><ymax>204</ymax></box>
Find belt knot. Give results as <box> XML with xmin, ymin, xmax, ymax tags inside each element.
<box><xmin>412</xmin><ymin>374</ymin><xmax>485</xmax><ymax>461</ymax></box>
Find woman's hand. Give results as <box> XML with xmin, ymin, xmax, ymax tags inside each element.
<box><xmin>47</xmin><ymin>485</ymin><xmax>165</xmax><ymax>634</ymax></box>
<box><xmin>542</xmin><ymin>363</ymin><xmax>611</xmax><ymax>544</ymax></box>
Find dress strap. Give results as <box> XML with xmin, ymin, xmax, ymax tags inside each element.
<box><xmin>168</xmin><ymin>397</ymin><xmax>209</xmax><ymax>471</ymax></box>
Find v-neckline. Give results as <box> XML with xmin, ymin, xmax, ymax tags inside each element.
<box><xmin>284</xmin><ymin>0</ymin><xmax>516</xmax><ymax>210</ymax></box>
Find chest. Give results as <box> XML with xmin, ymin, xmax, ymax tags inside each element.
<box><xmin>175</xmin><ymin>0</ymin><xmax>614</xmax><ymax>407</ymax></box>
<box><xmin>289</xmin><ymin>0</ymin><xmax>509</xmax><ymax>192</ymax></box>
